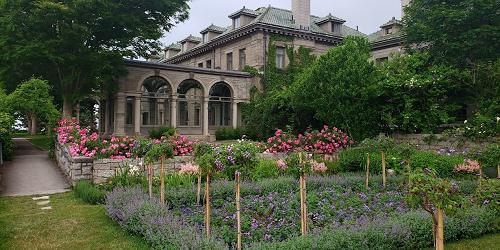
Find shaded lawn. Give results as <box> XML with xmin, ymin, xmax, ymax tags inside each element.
<box><xmin>0</xmin><ymin>192</ymin><xmax>148</xmax><ymax>250</ymax></box>
<box><xmin>25</xmin><ymin>134</ymin><xmax>52</xmax><ymax>151</ymax></box>
<box><xmin>444</xmin><ymin>233</ymin><xmax>500</xmax><ymax>250</ymax></box>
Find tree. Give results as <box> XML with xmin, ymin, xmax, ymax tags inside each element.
<box><xmin>402</xmin><ymin>0</ymin><xmax>500</xmax><ymax>67</ymax></box>
<box><xmin>290</xmin><ymin>36</ymin><xmax>380</xmax><ymax>140</ymax></box>
<box><xmin>377</xmin><ymin>52</ymin><xmax>468</xmax><ymax>133</ymax></box>
<box><xmin>0</xmin><ymin>0</ymin><xmax>189</xmax><ymax>117</ymax></box>
<box><xmin>8</xmin><ymin>78</ymin><xmax>59</xmax><ymax>135</ymax></box>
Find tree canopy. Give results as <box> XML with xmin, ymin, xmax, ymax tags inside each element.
<box><xmin>0</xmin><ymin>0</ymin><xmax>189</xmax><ymax>116</ymax></box>
<box><xmin>402</xmin><ymin>0</ymin><xmax>500</xmax><ymax>67</ymax></box>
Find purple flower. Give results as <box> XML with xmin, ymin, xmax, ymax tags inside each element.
<box><xmin>227</xmin><ymin>156</ymin><xmax>235</xmax><ymax>165</ymax></box>
<box><xmin>214</xmin><ymin>159</ymin><xmax>224</xmax><ymax>171</ymax></box>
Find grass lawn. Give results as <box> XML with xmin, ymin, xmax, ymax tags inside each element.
<box><xmin>0</xmin><ymin>192</ymin><xmax>148</xmax><ymax>250</ymax></box>
<box><xmin>14</xmin><ymin>133</ymin><xmax>52</xmax><ymax>151</ymax></box>
<box><xmin>444</xmin><ymin>233</ymin><xmax>500</xmax><ymax>250</ymax></box>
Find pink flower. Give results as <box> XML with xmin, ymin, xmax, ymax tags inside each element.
<box><xmin>179</xmin><ymin>163</ymin><xmax>199</xmax><ymax>175</ymax></box>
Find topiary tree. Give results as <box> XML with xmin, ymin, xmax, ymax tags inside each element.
<box><xmin>144</xmin><ymin>142</ymin><xmax>173</xmax><ymax>205</ymax></box>
<box><xmin>407</xmin><ymin>168</ymin><xmax>461</xmax><ymax>250</ymax></box>
<box><xmin>8</xmin><ymin>78</ymin><xmax>58</xmax><ymax>135</ymax></box>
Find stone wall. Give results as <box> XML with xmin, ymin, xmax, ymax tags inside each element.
<box><xmin>392</xmin><ymin>134</ymin><xmax>496</xmax><ymax>152</ymax></box>
<box><xmin>55</xmin><ymin>141</ymin><xmax>193</xmax><ymax>186</ymax></box>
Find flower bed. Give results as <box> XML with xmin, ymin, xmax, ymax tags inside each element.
<box><xmin>105</xmin><ymin>174</ymin><xmax>498</xmax><ymax>249</ymax></box>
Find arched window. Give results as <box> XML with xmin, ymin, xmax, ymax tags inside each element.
<box><xmin>141</xmin><ymin>76</ymin><xmax>171</xmax><ymax>126</ymax></box>
<box><xmin>177</xmin><ymin>79</ymin><xmax>203</xmax><ymax>127</ymax></box>
<box><xmin>209</xmin><ymin>82</ymin><xmax>232</xmax><ymax>127</ymax></box>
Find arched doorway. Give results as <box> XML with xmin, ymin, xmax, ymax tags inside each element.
<box><xmin>209</xmin><ymin>82</ymin><xmax>232</xmax><ymax>128</ymax></box>
<box><xmin>177</xmin><ymin>79</ymin><xmax>203</xmax><ymax>134</ymax></box>
<box><xmin>141</xmin><ymin>76</ymin><xmax>171</xmax><ymax>128</ymax></box>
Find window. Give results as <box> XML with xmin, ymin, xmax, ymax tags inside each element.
<box><xmin>276</xmin><ymin>47</ymin><xmax>285</xmax><ymax>69</ymax></box>
<box><xmin>239</xmin><ymin>48</ymin><xmax>246</xmax><ymax>70</ymax></box>
<box><xmin>331</xmin><ymin>24</ymin><xmax>335</xmax><ymax>33</ymax></box>
<box><xmin>141</xmin><ymin>76</ymin><xmax>171</xmax><ymax>126</ymax></box>
<box><xmin>385</xmin><ymin>27</ymin><xmax>392</xmax><ymax>35</ymax></box>
<box><xmin>206</xmin><ymin>60</ymin><xmax>212</xmax><ymax>69</ymax></box>
<box><xmin>233</xmin><ymin>17</ymin><xmax>240</xmax><ymax>29</ymax></box>
<box><xmin>198</xmin><ymin>62</ymin><xmax>203</xmax><ymax>68</ymax></box>
<box><xmin>226</xmin><ymin>52</ymin><xmax>233</xmax><ymax>70</ymax></box>
<box><xmin>126</xmin><ymin>97</ymin><xmax>134</xmax><ymax>125</ymax></box>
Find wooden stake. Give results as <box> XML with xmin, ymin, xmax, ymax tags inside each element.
<box><xmin>235</xmin><ymin>172</ymin><xmax>242</xmax><ymax>250</ymax></box>
<box><xmin>479</xmin><ymin>166</ymin><xmax>483</xmax><ymax>189</ymax></box>
<box><xmin>197</xmin><ymin>173</ymin><xmax>202</xmax><ymax>205</ymax></box>
<box><xmin>205</xmin><ymin>172</ymin><xmax>211</xmax><ymax>238</ymax></box>
<box><xmin>160</xmin><ymin>156</ymin><xmax>165</xmax><ymax>206</ymax></box>
<box><xmin>497</xmin><ymin>163</ymin><xmax>500</xmax><ymax>179</ymax></box>
<box><xmin>365</xmin><ymin>153</ymin><xmax>370</xmax><ymax>189</ymax></box>
<box><xmin>302</xmin><ymin>173</ymin><xmax>308</xmax><ymax>236</ymax></box>
<box><xmin>299</xmin><ymin>174</ymin><xmax>305</xmax><ymax>236</ymax></box>
<box><xmin>148</xmin><ymin>164</ymin><xmax>153</xmax><ymax>198</ymax></box>
<box><xmin>381</xmin><ymin>151</ymin><xmax>386</xmax><ymax>189</ymax></box>
<box><xmin>436</xmin><ymin>208</ymin><xmax>444</xmax><ymax>250</ymax></box>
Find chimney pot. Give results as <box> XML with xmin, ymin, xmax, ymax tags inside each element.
<box><xmin>292</xmin><ymin>0</ymin><xmax>311</xmax><ymax>28</ymax></box>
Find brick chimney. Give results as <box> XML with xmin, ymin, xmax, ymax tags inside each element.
<box><xmin>292</xmin><ymin>0</ymin><xmax>311</xmax><ymax>29</ymax></box>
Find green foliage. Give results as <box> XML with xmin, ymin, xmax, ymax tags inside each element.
<box><xmin>474</xmin><ymin>179</ymin><xmax>500</xmax><ymax>212</ymax></box>
<box><xmin>8</xmin><ymin>78</ymin><xmax>59</xmax><ymax>133</ymax></box>
<box><xmin>0</xmin><ymin>112</ymin><xmax>14</xmax><ymax>160</ymax></box>
<box><xmin>402</xmin><ymin>0</ymin><xmax>500</xmax><ymax>66</ymax></box>
<box><xmin>445</xmin><ymin>114</ymin><xmax>500</xmax><ymax>140</ymax></box>
<box><xmin>377</xmin><ymin>53</ymin><xmax>466</xmax><ymax>133</ymax></box>
<box><xmin>467</xmin><ymin>144</ymin><xmax>500</xmax><ymax>169</ymax></box>
<box><xmin>0</xmin><ymin>0</ymin><xmax>189</xmax><ymax>112</ymax></box>
<box><xmin>148</xmin><ymin>126</ymin><xmax>177</xmax><ymax>139</ymax></box>
<box><xmin>74</xmin><ymin>181</ymin><xmax>105</xmax><ymax>205</ymax></box>
<box><xmin>290</xmin><ymin>36</ymin><xmax>380</xmax><ymax>140</ymax></box>
<box><xmin>144</xmin><ymin>142</ymin><xmax>173</xmax><ymax>163</ymax></box>
<box><xmin>407</xmin><ymin>168</ymin><xmax>462</xmax><ymax>212</ymax></box>
<box><xmin>215</xmin><ymin>127</ymin><xmax>245</xmax><ymax>140</ymax></box>
<box><xmin>409</xmin><ymin>151</ymin><xmax>464</xmax><ymax>177</ymax></box>
<box><xmin>250</xmin><ymin>159</ymin><xmax>280</xmax><ymax>181</ymax></box>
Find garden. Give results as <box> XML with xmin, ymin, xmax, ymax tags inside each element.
<box><xmin>58</xmin><ymin>120</ymin><xmax>500</xmax><ymax>249</ymax></box>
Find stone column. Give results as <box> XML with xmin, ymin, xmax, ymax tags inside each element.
<box><xmin>134</xmin><ymin>96</ymin><xmax>141</xmax><ymax>135</ymax></box>
<box><xmin>171</xmin><ymin>96</ymin><xmax>177</xmax><ymax>128</ymax></box>
<box><xmin>104</xmin><ymin>99</ymin><xmax>110</xmax><ymax>135</ymax></box>
<box><xmin>114</xmin><ymin>95</ymin><xmax>126</xmax><ymax>136</ymax></box>
<box><xmin>203</xmin><ymin>96</ymin><xmax>209</xmax><ymax>136</ymax></box>
<box><xmin>232</xmin><ymin>101</ymin><xmax>238</xmax><ymax>129</ymax></box>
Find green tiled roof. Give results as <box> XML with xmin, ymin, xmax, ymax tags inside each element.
<box><xmin>315</xmin><ymin>13</ymin><xmax>346</xmax><ymax>25</ymax></box>
<box><xmin>201</xmin><ymin>24</ymin><xmax>227</xmax><ymax>34</ymax></box>
<box><xmin>165</xmin><ymin>43</ymin><xmax>181</xmax><ymax>50</ymax></box>
<box><xmin>228</xmin><ymin>7</ymin><xmax>260</xmax><ymax>18</ymax></box>
<box><xmin>180</xmin><ymin>35</ymin><xmax>202</xmax><ymax>43</ymax></box>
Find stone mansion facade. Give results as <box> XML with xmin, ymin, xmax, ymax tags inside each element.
<box><xmin>101</xmin><ymin>0</ymin><xmax>410</xmax><ymax>139</ymax></box>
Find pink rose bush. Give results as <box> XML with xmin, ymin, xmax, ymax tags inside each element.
<box><xmin>454</xmin><ymin>159</ymin><xmax>481</xmax><ymax>174</ymax></box>
<box><xmin>266</xmin><ymin>125</ymin><xmax>353</xmax><ymax>154</ymax></box>
<box><xmin>311</xmin><ymin>160</ymin><xmax>328</xmax><ymax>173</ymax></box>
<box><xmin>169</xmin><ymin>135</ymin><xmax>195</xmax><ymax>156</ymax></box>
<box><xmin>179</xmin><ymin>163</ymin><xmax>200</xmax><ymax>175</ymax></box>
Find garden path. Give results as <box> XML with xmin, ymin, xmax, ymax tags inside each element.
<box><xmin>0</xmin><ymin>138</ymin><xmax>70</xmax><ymax>197</ymax></box>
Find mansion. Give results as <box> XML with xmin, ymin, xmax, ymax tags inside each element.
<box><xmin>101</xmin><ymin>0</ymin><xmax>410</xmax><ymax>139</ymax></box>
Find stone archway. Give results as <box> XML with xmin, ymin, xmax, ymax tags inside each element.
<box><xmin>176</xmin><ymin>79</ymin><xmax>204</xmax><ymax>134</ymax></box>
<box><xmin>208</xmin><ymin>82</ymin><xmax>233</xmax><ymax>129</ymax></box>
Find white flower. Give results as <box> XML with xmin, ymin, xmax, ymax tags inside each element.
<box><xmin>464</xmin><ymin>120</ymin><xmax>468</xmax><ymax>124</ymax></box>
<box><xmin>139</xmin><ymin>161</ymin><xmax>143</xmax><ymax>166</ymax></box>
<box><xmin>496</xmin><ymin>117</ymin><xmax>500</xmax><ymax>122</ymax></box>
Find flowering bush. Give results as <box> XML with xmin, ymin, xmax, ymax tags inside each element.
<box><xmin>265</xmin><ymin>126</ymin><xmax>352</xmax><ymax>154</ymax></box>
<box><xmin>179</xmin><ymin>163</ymin><xmax>200</xmax><ymax>175</ymax></box>
<box><xmin>168</xmin><ymin>135</ymin><xmax>195</xmax><ymax>156</ymax></box>
<box><xmin>454</xmin><ymin>159</ymin><xmax>481</xmax><ymax>174</ymax></box>
<box><xmin>311</xmin><ymin>160</ymin><xmax>328</xmax><ymax>173</ymax></box>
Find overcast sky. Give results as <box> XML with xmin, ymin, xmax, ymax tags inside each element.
<box><xmin>161</xmin><ymin>0</ymin><xmax>403</xmax><ymax>46</ymax></box>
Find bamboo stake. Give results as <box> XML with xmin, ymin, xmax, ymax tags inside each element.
<box><xmin>299</xmin><ymin>174</ymin><xmax>305</xmax><ymax>236</ymax></box>
<box><xmin>478</xmin><ymin>166</ymin><xmax>483</xmax><ymax>189</ymax></box>
<box><xmin>497</xmin><ymin>163</ymin><xmax>500</xmax><ymax>179</ymax></box>
<box><xmin>436</xmin><ymin>208</ymin><xmax>444</xmax><ymax>250</ymax></box>
<box><xmin>302</xmin><ymin>173</ymin><xmax>308</xmax><ymax>236</ymax></box>
<box><xmin>235</xmin><ymin>172</ymin><xmax>242</xmax><ymax>250</ymax></box>
<box><xmin>365</xmin><ymin>153</ymin><xmax>370</xmax><ymax>189</ymax></box>
<box><xmin>205</xmin><ymin>172</ymin><xmax>211</xmax><ymax>238</ymax></box>
<box><xmin>197</xmin><ymin>173</ymin><xmax>202</xmax><ymax>205</ymax></box>
<box><xmin>148</xmin><ymin>164</ymin><xmax>153</xmax><ymax>198</ymax></box>
<box><xmin>160</xmin><ymin>156</ymin><xmax>165</xmax><ymax>206</ymax></box>
<box><xmin>381</xmin><ymin>151</ymin><xmax>386</xmax><ymax>189</ymax></box>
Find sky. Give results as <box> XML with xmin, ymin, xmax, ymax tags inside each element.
<box><xmin>161</xmin><ymin>0</ymin><xmax>403</xmax><ymax>46</ymax></box>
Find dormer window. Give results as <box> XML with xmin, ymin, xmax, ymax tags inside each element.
<box><xmin>385</xmin><ymin>27</ymin><xmax>393</xmax><ymax>35</ymax></box>
<box><xmin>182</xmin><ymin>43</ymin><xmax>187</xmax><ymax>52</ymax></box>
<box><xmin>202</xmin><ymin>33</ymin><xmax>208</xmax><ymax>43</ymax></box>
<box><xmin>233</xmin><ymin>17</ymin><xmax>240</xmax><ymax>29</ymax></box>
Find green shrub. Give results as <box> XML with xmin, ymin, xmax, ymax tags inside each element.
<box><xmin>215</xmin><ymin>127</ymin><xmax>243</xmax><ymax>140</ymax></box>
<box><xmin>409</xmin><ymin>151</ymin><xmax>464</xmax><ymax>177</ymax></box>
<box><xmin>0</xmin><ymin>112</ymin><xmax>14</xmax><ymax>160</ymax></box>
<box><xmin>148</xmin><ymin>126</ymin><xmax>177</xmax><ymax>139</ymax></box>
<box><xmin>251</xmin><ymin>159</ymin><xmax>280</xmax><ymax>181</ymax></box>
<box><xmin>74</xmin><ymin>181</ymin><xmax>105</xmax><ymax>204</ymax></box>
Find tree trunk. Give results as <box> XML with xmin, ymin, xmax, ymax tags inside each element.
<box><xmin>30</xmin><ymin>114</ymin><xmax>37</xmax><ymax>135</ymax></box>
<box><xmin>62</xmin><ymin>96</ymin><xmax>73</xmax><ymax>118</ymax></box>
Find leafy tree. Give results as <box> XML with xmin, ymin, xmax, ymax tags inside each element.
<box><xmin>402</xmin><ymin>0</ymin><xmax>500</xmax><ymax>67</ymax></box>
<box><xmin>377</xmin><ymin>52</ymin><xmax>468</xmax><ymax>133</ymax></box>
<box><xmin>290</xmin><ymin>36</ymin><xmax>380</xmax><ymax>140</ymax></box>
<box><xmin>0</xmin><ymin>0</ymin><xmax>189</xmax><ymax>116</ymax></box>
<box><xmin>0</xmin><ymin>87</ymin><xmax>14</xmax><ymax>159</ymax></box>
<box><xmin>8</xmin><ymin>78</ymin><xmax>59</xmax><ymax>135</ymax></box>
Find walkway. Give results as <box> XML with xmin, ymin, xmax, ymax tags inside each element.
<box><xmin>0</xmin><ymin>138</ymin><xmax>70</xmax><ymax>197</ymax></box>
